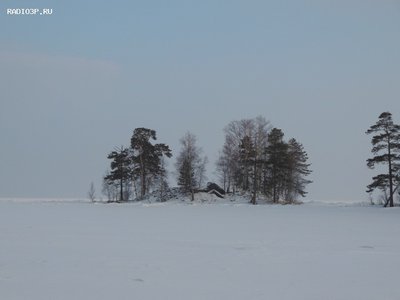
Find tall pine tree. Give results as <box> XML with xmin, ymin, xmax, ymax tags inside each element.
<box><xmin>130</xmin><ymin>128</ymin><xmax>172</xmax><ymax>198</ymax></box>
<box><xmin>178</xmin><ymin>158</ymin><xmax>196</xmax><ymax>196</ymax></box>
<box><xmin>366</xmin><ymin>112</ymin><xmax>400</xmax><ymax>207</ymax></box>
<box><xmin>286</xmin><ymin>138</ymin><xmax>312</xmax><ymax>202</ymax></box>
<box><xmin>265</xmin><ymin>128</ymin><xmax>289</xmax><ymax>203</ymax></box>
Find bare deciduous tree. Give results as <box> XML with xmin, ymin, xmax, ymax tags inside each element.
<box><xmin>176</xmin><ymin>132</ymin><xmax>207</xmax><ymax>201</ymax></box>
<box><xmin>88</xmin><ymin>182</ymin><xmax>96</xmax><ymax>202</ymax></box>
<box><xmin>219</xmin><ymin>116</ymin><xmax>271</xmax><ymax>203</ymax></box>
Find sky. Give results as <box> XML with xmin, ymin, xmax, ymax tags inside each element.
<box><xmin>0</xmin><ymin>0</ymin><xmax>399</xmax><ymax>201</ymax></box>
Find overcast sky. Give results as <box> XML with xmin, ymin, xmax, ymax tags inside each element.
<box><xmin>1</xmin><ymin>0</ymin><xmax>399</xmax><ymax>201</ymax></box>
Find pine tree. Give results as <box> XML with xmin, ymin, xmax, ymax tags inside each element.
<box><xmin>264</xmin><ymin>128</ymin><xmax>289</xmax><ymax>203</ymax></box>
<box><xmin>104</xmin><ymin>146</ymin><xmax>131</xmax><ymax>202</ymax></box>
<box><xmin>156</xmin><ymin>157</ymin><xmax>169</xmax><ymax>202</ymax></box>
<box><xmin>366</xmin><ymin>112</ymin><xmax>400</xmax><ymax>207</ymax></box>
<box><xmin>102</xmin><ymin>173</ymin><xmax>118</xmax><ymax>202</ymax></box>
<box><xmin>286</xmin><ymin>138</ymin><xmax>312</xmax><ymax>202</ymax></box>
<box><xmin>178</xmin><ymin>158</ymin><xmax>196</xmax><ymax>195</ymax></box>
<box><xmin>130</xmin><ymin>128</ymin><xmax>172</xmax><ymax>198</ymax></box>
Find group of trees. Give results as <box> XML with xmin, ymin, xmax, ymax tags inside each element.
<box><xmin>103</xmin><ymin>128</ymin><xmax>172</xmax><ymax>202</ymax></box>
<box><xmin>99</xmin><ymin>112</ymin><xmax>400</xmax><ymax>207</ymax></box>
<box><xmin>102</xmin><ymin>117</ymin><xmax>313</xmax><ymax>204</ymax></box>
<box><xmin>102</xmin><ymin>128</ymin><xmax>208</xmax><ymax>202</ymax></box>
<box><xmin>366</xmin><ymin>112</ymin><xmax>400</xmax><ymax>207</ymax></box>
<box><xmin>216</xmin><ymin>116</ymin><xmax>312</xmax><ymax>204</ymax></box>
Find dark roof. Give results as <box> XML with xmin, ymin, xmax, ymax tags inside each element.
<box><xmin>205</xmin><ymin>182</ymin><xmax>225</xmax><ymax>195</ymax></box>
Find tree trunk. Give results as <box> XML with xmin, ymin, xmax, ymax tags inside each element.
<box><xmin>223</xmin><ymin>174</ymin><xmax>226</xmax><ymax>192</ymax></box>
<box><xmin>251</xmin><ymin>159</ymin><xmax>257</xmax><ymax>205</ymax></box>
<box><xmin>190</xmin><ymin>184</ymin><xmax>195</xmax><ymax>201</ymax></box>
<box><xmin>139</xmin><ymin>151</ymin><xmax>146</xmax><ymax>198</ymax></box>
<box><xmin>388</xmin><ymin>140</ymin><xmax>394</xmax><ymax>207</ymax></box>
<box><xmin>120</xmin><ymin>178</ymin><xmax>123</xmax><ymax>202</ymax></box>
<box><xmin>141</xmin><ymin>170</ymin><xmax>146</xmax><ymax>198</ymax></box>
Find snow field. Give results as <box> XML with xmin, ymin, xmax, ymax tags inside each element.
<box><xmin>0</xmin><ymin>201</ymin><xmax>400</xmax><ymax>300</ymax></box>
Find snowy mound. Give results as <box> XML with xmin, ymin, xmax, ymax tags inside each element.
<box><xmin>193</xmin><ymin>192</ymin><xmax>222</xmax><ymax>203</ymax></box>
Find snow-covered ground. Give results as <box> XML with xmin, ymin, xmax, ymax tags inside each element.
<box><xmin>0</xmin><ymin>199</ymin><xmax>399</xmax><ymax>300</ymax></box>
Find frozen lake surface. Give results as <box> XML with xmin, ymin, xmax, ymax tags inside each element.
<box><xmin>1</xmin><ymin>200</ymin><xmax>399</xmax><ymax>300</ymax></box>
